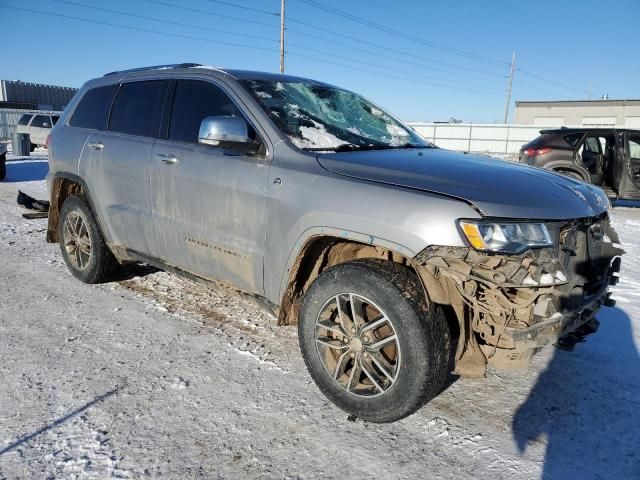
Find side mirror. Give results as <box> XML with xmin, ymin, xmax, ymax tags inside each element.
<box><xmin>198</xmin><ymin>116</ymin><xmax>250</xmax><ymax>146</ymax></box>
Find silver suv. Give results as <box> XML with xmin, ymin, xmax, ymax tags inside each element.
<box><xmin>47</xmin><ymin>64</ymin><xmax>623</xmax><ymax>423</ymax></box>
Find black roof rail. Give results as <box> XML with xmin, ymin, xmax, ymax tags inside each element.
<box><xmin>103</xmin><ymin>63</ymin><xmax>202</xmax><ymax>77</ymax></box>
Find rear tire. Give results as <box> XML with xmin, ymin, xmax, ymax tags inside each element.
<box><xmin>298</xmin><ymin>259</ymin><xmax>450</xmax><ymax>423</ymax></box>
<box><xmin>58</xmin><ymin>196</ymin><xmax>118</xmax><ymax>283</ymax></box>
<box><xmin>0</xmin><ymin>154</ymin><xmax>6</xmax><ymax>181</ymax></box>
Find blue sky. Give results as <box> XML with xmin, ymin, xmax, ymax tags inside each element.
<box><xmin>1</xmin><ymin>0</ymin><xmax>638</xmax><ymax>122</ymax></box>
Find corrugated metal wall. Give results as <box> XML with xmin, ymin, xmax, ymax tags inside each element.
<box><xmin>407</xmin><ymin>123</ymin><xmax>575</xmax><ymax>157</ymax></box>
<box><xmin>0</xmin><ymin>108</ymin><xmax>62</xmax><ymax>140</ymax></box>
<box><xmin>0</xmin><ymin>80</ymin><xmax>76</xmax><ymax>110</ymax></box>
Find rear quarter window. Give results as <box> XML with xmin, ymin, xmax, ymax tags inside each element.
<box><xmin>69</xmin><ymin>84</ymin><xmax>118</xmax><ymax>130</ymax></box>
<box><xmin>564</xmin><ymin>133</ymin><xmax>583</xmax><ymax>147</ymax></box>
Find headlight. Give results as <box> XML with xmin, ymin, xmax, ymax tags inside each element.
<box><xmin>458</xmin><ymin>220</ymin><xmax>552</xmax><ymax>253</ymax></box>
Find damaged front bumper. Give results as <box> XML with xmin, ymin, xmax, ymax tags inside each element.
<box><xmin>413</xmin><ymin>213</ymin><xmax>624</xmax><ymax>377</ymax></box>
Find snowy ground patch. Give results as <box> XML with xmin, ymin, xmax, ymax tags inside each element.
<box><xmin>0</xmin><ymin>155</ymin><xmax>638</xmax><ymax>479</ymax></box>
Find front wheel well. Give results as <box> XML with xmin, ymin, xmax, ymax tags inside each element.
<box><xmin>277</xmin><ymin>236</ymin><xmax>415</xmax><ymax>326</ymax></box>
<box><xmin>47</xmin><ymin>176</ymin><xmax>85</xmax><ymax>242</ymax></box>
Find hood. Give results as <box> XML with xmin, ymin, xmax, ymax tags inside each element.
<box><xmin>316</xmin><ymin>148</ymin><xmax>609</xmax><ymax>220</ymax></box>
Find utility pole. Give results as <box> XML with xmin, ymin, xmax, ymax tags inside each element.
<box><xmin>280</xmin><ymin>0</ymin><xmax>286</xmax><ymax>74</ymax></box>
<box><xmin>503</xmin><ymin>51</ymin><xmax>516</xmax><ymax>124</ymax></box>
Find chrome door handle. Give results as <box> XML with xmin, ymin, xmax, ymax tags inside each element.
<box><xmin>87</xmin><ymin>141</ymin><xmax>104</xmax><ymax>150</ymax></box>
<box><xmin>155</xmin><ymin>153</ymin><xmax>178</xmax><ymax>165</ymax></box>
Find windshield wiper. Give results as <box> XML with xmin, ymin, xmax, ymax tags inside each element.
<box><xmin>304</xmin><ymin>142</ymin><xmax>433</xmax><ymax>152</ymax></box>
<box><xmin>304</xmin><ymin>143</ymin><xmax>364</xmax><ymax>152</ymax></box>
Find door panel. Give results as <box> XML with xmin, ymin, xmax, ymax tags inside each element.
<box><xmin>147</xmin><ymin>79</ymin><xmax>269</xmax><ymax>294</ymax></box>
<box><xmin>79</xmin><ymin>132</ymin><xmax>155</xmax><ymax>253</ymax></box>
<box><xmin>149</xmin><ymin>141</ymin><xmax>268</xmax><ymax>293</ymax></box>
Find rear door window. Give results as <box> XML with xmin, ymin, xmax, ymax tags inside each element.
<box><xmin>31</xmin><ymin>115</ymin><xmax>51</xmax><ymax>128</ymax></box>
<box><xmin>18</xmin><ymin>114</ymin><xmax>33</xmax><ymax>126</ymax></box>
<box><xmin>109</xmin><ymin>80</ymin><xmax>168</xmax><ymax>138</ymax></box>
<box><xmin>168</xmin><ymin>80</ymin><xmax>241</xmax><ymax>144</ymax></box>
<box><xmin>69</xmin><ymin>84</ymin><xmax>118</xmax><ymax>130</ymax></box>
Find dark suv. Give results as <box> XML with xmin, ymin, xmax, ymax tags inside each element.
<box><xmin>519</xmin><ymin>128</ymin><xmax>640</xmax><ymax>200</ymax></box>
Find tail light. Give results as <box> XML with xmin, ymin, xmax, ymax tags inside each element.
<box><xmin>524</xmin><ymin>147</ymin><xmax>551</xmax><ymax>157</ymax></box>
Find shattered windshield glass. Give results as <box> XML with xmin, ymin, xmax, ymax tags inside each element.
<box><xmin>240</xmin><ymin>79</ymin><xmax>430</xmax><ymax>151</ymax></box>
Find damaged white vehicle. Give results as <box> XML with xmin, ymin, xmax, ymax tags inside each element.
<box><xmin>46</xmin><ymin>64</ymin><xmax>623</xmax><ymax>422</ymax></box>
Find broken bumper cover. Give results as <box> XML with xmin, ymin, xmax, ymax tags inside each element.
<box><xmin>413</xmin><ymin>214</ymin><xmax>624</xmax><ymax>376</ymax></box>
<box><xmin>501</xmin><ymin>281</ymin><xmax>611</xmax><ymax>349</ymax></box>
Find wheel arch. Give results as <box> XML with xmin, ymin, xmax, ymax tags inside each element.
<box><xmin>277</xmin><ymin>230</ymin><xmax>421</xmax><ymax>326</ymax></box>
<box><xmin>544</xmin><ymin>161</ymin><xmax>591</xmax><ymax>182</ymax></box>
<box><xmin>47</xmin><ymin>172</ymin><xmax>99</xmax><ymax>243</ymax></box>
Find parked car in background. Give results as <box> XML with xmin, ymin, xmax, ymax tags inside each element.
<box><xmin>46</xmin><ymin>64</ymin><xmax>623</xmax><ymax>423</ymax></box>
<box><xmin>519</xmin><ymin>127</ymin><xmax>640</xmax><ymax>200</ymax></box>
<box><xmin>15</xmin><ymin>113</ymin><xmax>60</xmax><ymax>149</ymax></box>
<box><xmin>0</xmin><ymin>142</ymin><xmax>6</xmax><ymax>180</ymax></box>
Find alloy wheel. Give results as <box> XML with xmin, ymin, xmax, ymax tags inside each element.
<box><xmin>315</xmin><ymin>293</ymin><xmax>401</xmax><ymax>397</ymax></box>
<box><xmin>62</xmin><ymin>211</ymin><xmax>92</xmax><ymax>270</ymax></box>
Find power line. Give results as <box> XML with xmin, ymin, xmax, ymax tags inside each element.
<box><xmin>286</xmin><ymin>17</ymin><xmax>508</xmax><ymax>78</ymax></box>
<box><xmin>40</xmin><ymin>0</ymin><xmax>505</xmax><ymax>93</ymax></box>
<box><xmin>292</xmin><ymin>0</ymin><xmax>588</xmax><ymax>96</ymax></box>
<box><xmin>0</xmin><ymin>5</ymin><xmax>278</xmax><ymax>53</ymax></box>
<box><xmin>289</xmin><ymin>42</ymin><xmax>505</xmax><ymax>93</ymax></box>
<box><xmin>143</xmin><ymin>0</ymin><xmax>279</xmax><ymax>29</ymax></box>
<box><xmin>286</xmin><ymin>26</ymin><xmax>508</xmax><ymax>81</ymax></box>
<box><xmin>186</xmin><ymin>0</ymin><xmax>510</xmax><ymax>79</ymax></box>
<box><xmin>45</xmin><ymin>0</ymin><xmax>278</xmax><ymax>44</ymax></box>
<box><xmin>287</xmin><ymin>50</ymin><xmax>504</xmax><ymax>96</ymax></box>
<box><xmin>295</xmin><ymin>0</ymin><xmax>509</xmax><ymax>66</ymax></box>
<box><xmin>1</xmin><ymin>4</ymin><xmax>503</xmax><ymax>97</ymax></box>
<box><xmin>147</xmin><ymin>0</ymin><xmax>513</xmax><ymax>81</ymax></box>
<box><xmin>518</xmin><ymin>68</ymin><xmax>589</xmax><ymax>95</ymax></box>
<box><xmin>205</xmin><ymin>0</ymin><xmax>279</xmax><ymax>16</ymax></box>
<box><xmin>142</xmin><ymin>0</ymin><xmax>586</xmax><ymax>96</ymax></box>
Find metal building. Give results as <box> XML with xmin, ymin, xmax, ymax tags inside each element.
<box><xmin>0</xmin><ymin>80</ymin><xmax>77</xmax><ymax>111</ymax></box>
<box><xmin>514</xmin><ymin>99</ymin><xmax>640</xmax><ymax>128</ymax></box>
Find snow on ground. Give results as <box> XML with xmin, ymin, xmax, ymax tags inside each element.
<box><xmin>0</xmin><ymin>153</ymin><xmax>638</xmax><ymax>479</ymax></box>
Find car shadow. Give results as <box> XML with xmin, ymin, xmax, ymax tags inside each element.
<box><xmin>512</xmin><ymin>306</ymin><xmax>640</xmax><ymax>478</ymax></box>
<box><xmin>4</xmin><ymin>160</ymin><xmax>49</xmax><ymax>182</ymax></box>
<box><xmin>113</xmin><ymin>263</ymin><xmax>161</xmax><ymax>281</ymax></box>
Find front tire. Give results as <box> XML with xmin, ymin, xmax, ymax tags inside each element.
<box><xmin>58</xmin><ymin>196</ymin><xmax>118</xmax><ymax>283</ymax></box>
<box><xmin>0</xmin><ymin>154</ymin><xmax>6</xmax><ymax>180</ymax></box>
<box><xmin>298</xmin><ymin>259</ymin><xmax>450</xmax><ymax>423</ymax></box>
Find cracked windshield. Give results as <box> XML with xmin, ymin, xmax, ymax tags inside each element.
<box><xmin>241</xmin><ymin>79</ymin><xmax>430</xmax><ymax>151</ymax></box>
